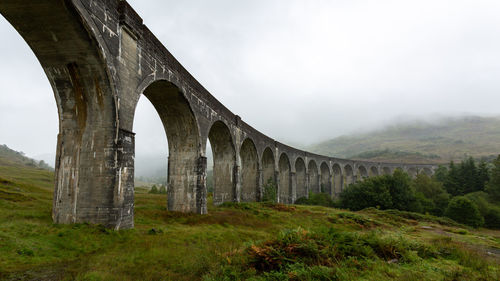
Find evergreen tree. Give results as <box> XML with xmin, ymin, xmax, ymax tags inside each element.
<box><xmin>412</xmin><ymin>174</ymin><xmax>450</xmax><ymax>216</ymax></box>
<box><xmin>433</xmin><ymin>165</ymin><xmax>448</xmax><ymax>183</ymax></box>
<box><xmin>159</xmin><ymin>185</ymin><xmax>167</xmax><ymax>194</ymax></box>
<box><xmin>149</xmin><ymin>185</ymin><xmax>159</xmax><ymax>194</ymax></box>
<box><xmin>445</xmin><ymin>196</ymin><xmax>484</xmax><ymax>228</ymax></box>
<box><xmin>444</xmin><ymin>161</ymin><xmax>462</xmax><ymax>196</ymax></box>
<box><xmin>459</xmin><ymin>157</ymin><xmax>478</xmax><ymax>194</ymax></box>
<box><xmin>486</xmin><ymin>155</ymin><xmax>500</xmax><ymax>201</ymax></box>
<box><xmin>477</xmin><ymin>160</ymin><xmax>490</xmax><ymax>192</ymax></box>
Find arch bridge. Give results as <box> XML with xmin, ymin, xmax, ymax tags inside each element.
<box><xmin>0</xmin><ymin>0</ymin><xmax>437</xmax><ymax>229</ymax></box>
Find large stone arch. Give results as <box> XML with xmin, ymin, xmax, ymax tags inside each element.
<box><xmin>382</xmin><ymin>167</ymin><xmax>392</xmax><ymax>175</ymax></box>
<box><xmin>344</xmin><ymin>164</ymin><xmax>354</xmax><ymax>186</ymax></box>
<box><xmin>0</xmin><ymin>0</ymin><xmax>136</xmax><ymax>228</ymax></box>
<box><xmin>308</xmin><ymin>160</ymin><xmax>319</xmax><ymax>193</ymax></box>
<box><xmin>261</xmin><ymin>147</ymin><xmax>275</xmax><ymax>192</ymax></box>
<box><xmin>320</xmin><ymin>162</ymin><xmax>331</xmax><ymax>195</ymax></box>
<box><xmin>208</xmin><ymin>121</ymin><xmax>236</xmax><ymax>205</ymax></box>
<box><xmin>332</xmin><ymin>163</ymin><xmax>343</xmax><ymax>196</ymax></box>
<box><xmin>407</xmin><ymin>167</ymin><xmax>418</xmax><ymax>178</ymax></box>
<box><xmin>240</xmin><ymin>138</ymin><xmax>259</xmax><ymax>202</ymax></box>
<box><xmin>278</xmin><ymin>153</ymin><xmax>292</xmax><ymax>204</ymax></box>
<box><xmin>369</xmin><ymin>166</ymin><xmax>379</xmax><ymax>177</ymax></box>
<box><xmin>295</xmin><ymin>157</ymin><xmax>307</xmax><ymax>199</ymax></box>
<box><xmin>422</xmin><ymin>167</ymin><xmax>433</xmax><ymax>176</ymax></box>
<box><xmin>139</xmin><ymin>80</ymin><xmax>203</xmax><ymax>213</ymax></box>
<box><xmin>357</xmin><ymin>165</ymin><xmax>368</xmax><ymax>180</ymax></box>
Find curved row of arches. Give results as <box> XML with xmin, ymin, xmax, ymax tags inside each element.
<box><xmin>162</xmin><ymin>108</ymin><xmax>435</xmax><ymax>205</ymax></box>
<box><xmin>137</xmin><ymin>80</ymin><xmax>437</xmax><ymax>207</ymax></box>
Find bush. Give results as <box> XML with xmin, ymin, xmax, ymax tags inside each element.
<box><xmin>339</xmin><ymin>171</ymin><xmax>418</xmax><ymax>212</ymax></box>
<box><xmin>339</xmin><ymin>176</ymin><xmax>392</xmax><ymax>211</ymax></box>
<box><xmin>262</xmin><ymin>178</ymin><xmax>277</xmax><ymax>203</ymax></box>
<box><xmin>295</xmin><ymin>193</ymin><xmax>335</xmax><ymax>207</ymax></box>
<box><xmin>149</xmin><ymin>185</ymin><xmax>159</xmax><ymax>194</ymax></box>
<box><xmin>444</xmin><ymin>196</ymin><xmax>484</xmax><ymax>228</ymax></box>
<box><xmin>484</xmin><ymin>208</ymin><xmax>500</xmax><ymax>229</ymax></box>
<box><xmin>412</xmin><ymin>174</ymin><xmax>450</xmax><ymax>216</ymax></box>
<box><xmin>158</xmin><ymin>185</ymin><xmax>167</xmax><ymax>194</ymax></box>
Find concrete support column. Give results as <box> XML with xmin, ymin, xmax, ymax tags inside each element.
<box><xmin>233</xmin><ymin>163</ymin><xmax>241</xmax><ymax>203</ymax></box>
<box><xmin>196</xmin><ymin>156</ymin><xmax>208</xmax><ymax>214</ymax></box>
<box><xmin>290</xmin><ymin>172</ymin><xmax>297</xmax><ymax>204</ymax></box>
<box><xmin>167</xmin><ymin>150</ymin><xmax>207</xmax><ymax>213</ymax></box>
<box><xmin>257</xmin><ymin>168</ymin><xmax>263</xmax><ymax>201</ymax></box>
<box><xmin>274</xmin><ymin>170</ymin><xmax>280</xmax><ymax>203</ymax></box>
<box><xmin>317</xmin><ymin>175</ymin><xmax>322</xmax><ymax>193</ymax></box>
<box><xmin>53</xmin><ymin>127</ymin><xmax>135</xmax><ymax>230</ymax></box>
<box><xmin>305</xmin><ymin>172</ymin><xmax>310</xmax><ymax>198</ymax></box>
<box><xmin>328</xmin><ymin>176</ymin><xmax>334</xmax><ymax>199</ymax></box>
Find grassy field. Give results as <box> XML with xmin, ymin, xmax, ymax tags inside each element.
<box><xmin>0</xmin><ymin>158</ymin><xmax>499</xmax><ymax>280</ymax></box>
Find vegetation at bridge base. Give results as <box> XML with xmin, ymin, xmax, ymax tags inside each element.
<box><xmin>339</xmin><ymin>155</ymin><xmax>500</xmax><ymax>229</ymax></box>
<box><xmin>262</xmin><ymin>178</ymin><xmax>277</xmax><ymax>203</ymax></box>
<box><xmin>0</xmin><ymin>153</ymin><xmax>499</xmax><ymax>280</ymax></box>
<box><xmin>295</xmin><ymin>192</ymin><xmax>336</xmax><ymax>208</ymax></box>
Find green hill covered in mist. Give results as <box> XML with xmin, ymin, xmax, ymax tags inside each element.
<box><xmin>309</xmin><ymin>116</ymin><xmax>500</xmax><ymax>164</ymax></box>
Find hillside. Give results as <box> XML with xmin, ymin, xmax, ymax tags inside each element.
<box><xmin>0</xmin><ymin>144</ymin><xmax>53</xmax><ymax>170</ymax></box>
<box><xmin>0</xmin><ymin>153</ymin><xmax>499</xmax><ymax>280</ymax></box>
<box><xmin>309</xmin><ymin>116</ymin><xmax>500</xmax><ymax>164</ymax></box>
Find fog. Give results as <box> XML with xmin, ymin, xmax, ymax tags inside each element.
<box><xmin>1</xmin><ymin>0</ymin><xmax>499</xmax><ymax>171</ymax></box>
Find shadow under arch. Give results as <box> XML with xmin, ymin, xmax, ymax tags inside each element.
<box><xmin>358</xmin><ymin>165</ymin><xmax>368</xmax><ymax>180</ymax></box>
<box><xmin>308</xmin><ymin>160</ymin><xmax>319</xmax><ymax>193</ymax></box>
<box><xmin>344</xmin><ymin>164</ymin><xmax>354</xmax><ymax>186</ymax></box>
<box><xmin>369</xmin><ymin>166</ymin><xmax>379</xmax><ymax>177</ymax></box>
<box><xmin>295</xmin><ymin>157</ymin><xmax>307</xmax><ymax>199</ymax></box>
<box><xmin>382</xmin><ymin>167</ymin><xmax>392</xmax><ymax>175</ymax></box>
<box><xmin>320</xmin><ymin>162</ymin><xmax>331</xmax><ymax>195</ymax></box>
<box><xmin>208</xmin><ymin>121</ymin><xmax>236</xmax><ymax>205</ymax></box>
<box><xmin>278</xmin><ymin>153</ymin><xmax>291</xmax><ymax>204</ymax></box>
<box><xmin>332</xmin><ymin>163</ymin><xmax>343</xmax><ymax>196</ymax></box>
<box><xmin>138</xmin><ymin>80</ymin><xmax>204</xmax><ymax>213</ymax></box>
<box><xmin>240</xmin><ymin>138</ymin><xmax>259</xmax><ymax>202</ymax></box>
<box><xmin>407</xmin><ymin>167</ymin><xmax>418</xmax><ymax>178</ymax></box>
<box><xmin>261</xmin><ymin>147</ymin><xmax>275</xmax><ymax>192</ymax></box>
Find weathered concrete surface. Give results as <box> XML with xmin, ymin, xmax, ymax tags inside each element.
<box><xmin>0</xmin><ymin>0</ymin><xmax>438</xmax><ymax>229</ymax></box>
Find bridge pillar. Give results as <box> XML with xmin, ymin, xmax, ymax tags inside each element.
<box><xmin>274</xmin><ymin>170</ymin><xmax>280</xmax><ymax>203</ymax></box>
<box><xmin>196</xmin><ymin>156</ymin><xmax>208</xmax><ymax>214</ymax></box>
<box><xmin>305</xmin><ymin>172</ymin><xmax>310</xmax><ymax>198</ymax></box>
<box><xmin>167</xmin><ymin>153</ymin><xmax>208</xmax><ymax>214</ymax></box>
<box><xmin>290</xmin><ymin>172</ymin><xmax>297</xmax><ymax>204</ymax></box>
<box><xmin>257</xmin><ymin>168</ymin><xmax>263</xmax><ymax>201</ymax></box>
<box><xmin>317</xmin><ymin>175</ymin><xmax>322</xmax><ymax>193</ymax></box>
<box><xmin>233</xmin><ymin>163</ymin><xmax>241</xmax><ymax>203</ymax></box>
<box><xmin>53</xmin><ymin>127</ymin><xmax>135</xmax><ymax>230</ymax></box>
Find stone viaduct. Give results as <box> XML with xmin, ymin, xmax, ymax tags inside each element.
<box><xmin>0</xmin><ymin>0</ymin><xmax>436</xmax><ymax>229</ymax></box>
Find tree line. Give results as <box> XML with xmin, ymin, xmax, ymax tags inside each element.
<box><xmin>337</xmin><ymin>156</ymin><xmax>500</xmax><ymax>228</ymax></box>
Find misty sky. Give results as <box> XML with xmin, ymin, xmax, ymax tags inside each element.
<box><xmin>1</xmin><ymin>0</ymin><xmax>500</xmax><ymax>162</ymax></box>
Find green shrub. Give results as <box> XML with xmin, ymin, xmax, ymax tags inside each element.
<box><xmin>295</xmin><ymin>193</ymin><xmax>335</xmax><ymax>207</ymax></box>
<box><xmin>412</xmin><ymin>174</ymin><xmax>450</xmax><ymax>216</ymax></box>
<box><xmin>339</xmin><ymin>170</ymin><xmax>418</xmax><ymax>212</ymax></box>
<box><xmin>262</xmin><ymin>178</ymin><xmax>277</xmax><ymax>203</ymax></box>
<box><xmin>444</xmin><ymin>196</ymin><xmax>484</xmax><ymax>228</ymax></box>
<box><xmin>148</xmin><ymin>185</ymin><xmax>159</xmax><ymax>194</ymax></box>
<box><xmin>158</xmin><ymin>185</ymin><xmax>167</xmax><ymax>194</ymax></box>
<box><xmin>484</xmin><ymin>207</ymin><xmax>500</xmax><ymax>229</ymax></box>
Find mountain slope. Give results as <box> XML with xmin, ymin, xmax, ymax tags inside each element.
<box><xmin>309</xmin><ymin>116</ymin><xmax>500</xmax><ymax>164</ymax></box>
<box><xmin>0</xmin><ymin>144</ymin><xmax>53</xmax><ymax>170</ymax></box>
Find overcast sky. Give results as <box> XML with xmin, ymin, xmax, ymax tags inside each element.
<box><xmin>1</xmin><ymin>0</ymin><xmax>500</xmax><ymax>161</ymax></box>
